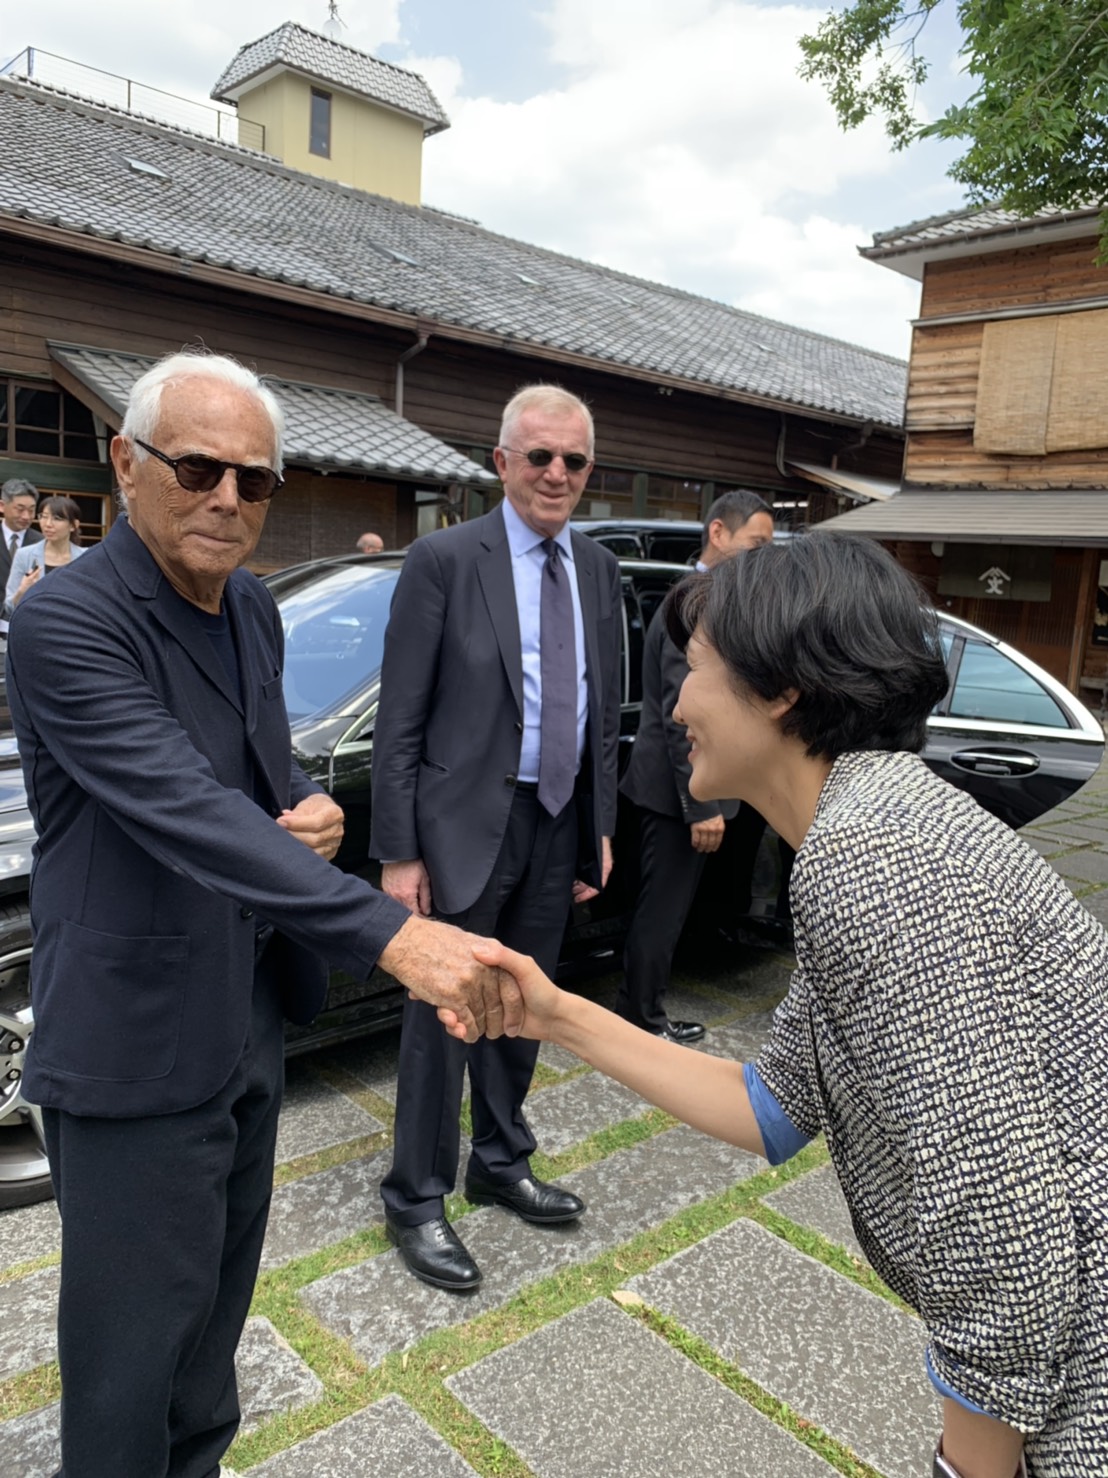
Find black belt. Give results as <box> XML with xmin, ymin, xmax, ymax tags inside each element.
<box><xmin>513</xmin><ymin>779</ymin><xmax>539</xmax><ymax>793</ymax></box>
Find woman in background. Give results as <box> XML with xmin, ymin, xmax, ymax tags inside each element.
<box><xmin>474</xmin><ymin>534</ymin><xmax>1106</xmax><ymax>1478</ymax></box>
<box><xmin>5</xmin><ymin>495</ymin><xmax>86</xmax><ymax>616</ymax></box>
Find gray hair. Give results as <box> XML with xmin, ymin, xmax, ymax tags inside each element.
<box><xmin>499</xmin><ymin>384</ymin><xmax>595</xmax><ymax>458</ymax></box>
<box><xmin>121</xmin><ymin>351</ymin><xmax>285</xmax><ymax>472</ymax></box>
<box><xmin>1</xmin><ymin>478</ymin><xmax>38</xmax><ymax>502</ymax></box>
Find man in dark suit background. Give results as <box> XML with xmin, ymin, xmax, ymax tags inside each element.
<box><xmin>617</xmin><ymin>490</ymin><xmax>774</xmax><ymax>1041</ymax></box>
<box><xmin>6</xmin><ymin>352</ymin><xmax>520</xmax><ymax>1478</ymax></box>
<box><xmin>371</xmin><ymin>383</ymin><xmax>621</xmax><ymax>1291</ymax></box>
<box><xmin>0</xmin><ymin>478</ymin><xmax>43</xmax><ymax>651</ymax></box>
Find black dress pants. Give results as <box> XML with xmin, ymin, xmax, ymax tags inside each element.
<box><xmin>381</xmin><ymin>786</ymin><xmax>577</xmax><ymax>1226</ymax></box>
<box><xmin>44</xmin><ymin>958</ymin><xmax>285</xmax><ymax>1478</ymax></box>
<box><xmin>618</xmin><ymin>807</ymin><xmax>706</xmax><ymax>1033</ymax></box>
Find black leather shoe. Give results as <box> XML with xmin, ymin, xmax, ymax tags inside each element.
<box><xmin>385</xmin><ymin>1215</ymin><xmax>482</xmax><ymax>1292</ymax></box>
<box><xmin>464</xmin><ymin>1173</ymin><xmax>585</xmax><ymax>1224</ymax></box>
<box><xmin>655</xmin><ymin>1019</ymin><xmax>706</xmax><ymax>1044</ymax></box>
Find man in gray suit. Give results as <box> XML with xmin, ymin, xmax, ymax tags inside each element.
<box><xmin>371</xmin><ymin>383</ymin><xmax>621</xmax><ymax>1291</ymax></box>
<box><xmin>0</xmin><ymin>478</ymin><xmax>43</xmax><ymax>650</ymax></box>
<box><xmin>617</xmin><ymin>490</ymin><xmax>773</xmax><ymax>1041</ymax></box>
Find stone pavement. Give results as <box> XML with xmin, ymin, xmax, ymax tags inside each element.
<box><xmin>4</xmin><ymin>761</ymin><xmax>1108</xmax><ymax>1477</ymax></box>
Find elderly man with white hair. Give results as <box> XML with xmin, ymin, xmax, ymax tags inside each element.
<box><xmin>5</xmin><ymin>350</ymin><xmax>521</xmax><ymax>1478</ymax></box>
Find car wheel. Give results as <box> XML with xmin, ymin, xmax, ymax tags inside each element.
<box><xmin>0</xmin><ymin>901</ymin><xmax>51</xmax><ymax>1209</ymax></box>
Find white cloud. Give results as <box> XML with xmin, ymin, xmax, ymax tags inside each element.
<box><xmin>412</xmin><ymin>2</ymin><xmax>929</xmax><ymax>355</ymax></box>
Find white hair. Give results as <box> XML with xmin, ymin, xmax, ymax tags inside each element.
<box><xmin>499</xmin><ymin>384</ymin><xmax>595</xmax><ymax>458</ymax></box>
<box><xmin>121</xmin><ymin>351</ymin><xmax>285</xmax><ymax>472</ymax></box>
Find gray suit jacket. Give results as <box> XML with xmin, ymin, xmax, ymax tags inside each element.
<box><xmin>620</xmin><ymin>611</ymin><xmax>738</xmax><ymax>823</ymax></box>
<box><xmin>369</xmin><ymin>506</ymin><xmax>622</xmax><ymax>916</ymax></box>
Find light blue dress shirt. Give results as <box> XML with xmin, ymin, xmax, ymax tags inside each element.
<box><xmin>501</xmin><ymin>498</ymin><xmax>588</xmax><ymax>784</ymax></box>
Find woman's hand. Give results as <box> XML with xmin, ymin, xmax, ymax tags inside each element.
<box><xmin>13</xmin><ymin>565</ymin><xmax>41</xmax><ymax>608</ymax></box>
<box><xmin>470</xmin><ymin>938</ymin><xmax>563</xmax><ymax>1040</ymax></box>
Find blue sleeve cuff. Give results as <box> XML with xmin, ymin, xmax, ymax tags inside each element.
<box><xmin>743</xmin><ymin>1061</ymin><xmax>811</xmax><ymax>1165</ymax></box>
<box><xmin>926</xmin><ymin>1349</ymin><xmax>989</xmax><ymax>1415</ymax></box>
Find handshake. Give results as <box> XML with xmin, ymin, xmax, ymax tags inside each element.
<box><xmin>377</xmin><ymin>913</ymin><xmax>553</xmax><ymax>1043</ymax></box>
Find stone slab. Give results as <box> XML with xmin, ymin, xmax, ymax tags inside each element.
<box><xmin>0</xmin><ymin>1196</ymin><xmax>61</xmax><ymax>1271</ymax></box>
<box><xmin>1020</xmin><ymin>832</ymin><xmax>1070</xmax><ymax>859</ymax></box>
<box><xmin>301</xmin><ymin>1125</ymin><xmax>762</xmax><ymax>1367</ymax></box>
<box><xmin>1050</xmin><ymin>848</ymin><xmax>1108</xmax><ymax>884</ymax></box>
<box><xmin>242</xmin><ymin>1394</ymin><xmax>477</xmax><ymax>1476</ymax></box>
<box><xmin>275</xmin><ymin>1063</ymin><xmax>384</xmax><ymax>1167</ymax></box>
<box><xmin>447</xmin><ymin>1296</ymin><xmax>833</xmax><ymax>1477</ymax></box>
<box><xmin>1077</xmin><ymin>889</ymin><xmax>1108</xmax><ymax>928</ymax></box>
<box><xmin>236</xmin><ymin>1316</ymin><xmax>325</xmax><ymax>1435</ymax></box>
<box><xmin>521</xmin><ymin>1071</ymin><xmax>653</xmax><ymax>1155</ymax></box>
<box><xmin>627</xmin><ymin>1218</ymin><xmax>938</xmax><ymax>1478</ymax></box>
<box><xmin>5</xmin><ymin>1264</ymin><xmax>59</xmax><ymax>1379</ymax></box>
<box><xmin>536</xmin><ymin>1040</ymin><xmax>583</xmax><ymax>1076</ymax></box>
<box><xmin>314</xmin><ymin>1031</ymin><xmax>403</xmax><ymax>1104</ymax></box>
<box><xmin>261</xmin><ymin>1152</ymin><xmax>391</xmax><ymax>1272</ymax></box>
<box><xmin>0</xmin><ymin>1317</ymin><xmax>323</xmax><ymax>1476</ymax></box>
<box><xmin>761</xmin><ymin>1164</ymin><xmax>865</xmax><ymax>1262</ymax></box>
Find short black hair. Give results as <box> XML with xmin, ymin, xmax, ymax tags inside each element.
<box><xmin>665</xmin><ymin>533</ymin><xmax>949</xmax><ymax>760</ymax></box>
<box><xmin>701</xmin><ymin>489</ymin><xmax>772</xmax><ymax>551</ymax></box>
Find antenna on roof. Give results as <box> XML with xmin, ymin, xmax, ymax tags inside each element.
<box><xmin>324</xmin><ymin>1</ymin><xmax>346</xmax><ymax>41</ymax></box>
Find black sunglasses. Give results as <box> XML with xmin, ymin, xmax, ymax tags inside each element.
<box><xmin>501</xmin><ymin>446</ymin><xmax>591</xmax><ymax>474</ymax></box>
<box><xmin>134</xmin><ymin>439</ymin><xmax>283</xmax><ymax>503</ymax></box>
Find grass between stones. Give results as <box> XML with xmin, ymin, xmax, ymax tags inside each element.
<box><xmin>225</xmin><ymin>1136</ymin><xmax>904</xmax><ymax>1476</ymax></box>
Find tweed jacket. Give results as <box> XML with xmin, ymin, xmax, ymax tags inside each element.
<box><xmin>755</xmin><ymin>750</ymin><xmax>1108</xmax><ymax>1475</ymax></box>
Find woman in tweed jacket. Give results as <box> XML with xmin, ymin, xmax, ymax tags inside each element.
<box><xmin>474</xmin><ymin>535</ymin><xmax>1107</xmax><ymax>1478</ymax></box>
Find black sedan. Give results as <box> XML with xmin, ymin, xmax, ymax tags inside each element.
<box><xmin>0</xmin><ymin>553</ymin><xmax>1101</xmax><ymax>1208</ymax></box>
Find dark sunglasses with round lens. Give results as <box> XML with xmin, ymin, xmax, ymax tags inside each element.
<box><xmin>501</xmin><ymin>446</ymin><xmax>591</xmax><ymax>474</ymax></box>
<box><xmin>133</xmin><ymin>439</ymin><xmax>283</xmax><ymax>503</ymax></box>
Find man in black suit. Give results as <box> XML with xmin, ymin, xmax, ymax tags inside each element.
<box><xmin>0</xmin><ymin>478</ymin><xmax>43</xmax><ymax>650</ymax></box>
<box><xmin>617</xmin><ymin>490</ymin><xmax>774</xmax><ymax>1041</ymax></box>
<box><xmin>6</xmin><ymin>352</ymin><xmax>520</xmax><ymax>1478</ymax></box>
<box><xmin>371</xmin><ymin>383</ymin><xmax>621</xmax><ymax>1291</ymax></box>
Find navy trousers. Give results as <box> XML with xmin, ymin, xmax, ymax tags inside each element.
<box><xmin>381</xmin><ymin>786</ymin><xmax>577</xmax><ymax>1226</ymax></box>
<box><xmin>618</xmin><ymin>807</ymin><xmax>707</xmax><ymax>1033</ymax></box>
<box><xmin>45</xmin><ymin>959</ymin><xmax>285</xmax><ymax>1478</ymax></box>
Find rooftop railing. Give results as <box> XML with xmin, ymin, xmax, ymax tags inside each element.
<box><xmin>0</xmin><ymin>47</ymin><xmax>266</xmax><ymax>152</ymax></box>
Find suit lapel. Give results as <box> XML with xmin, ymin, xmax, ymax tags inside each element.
<box><xmin>477</xmin><ymin>507</ymin><xmax>524</xmax><ymax>716</ymax></box>
<box><xmin>571</xmin><ymin>531</ymin><xmax>603</xmax><ymax>718</ymax></box>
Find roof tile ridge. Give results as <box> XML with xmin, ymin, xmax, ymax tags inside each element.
<box><xmin>282</xmin><ymin>20</ymin><xmax>447</xmax><ymax>90</ymax></box>
<box><xmin>415</xmin><ymin>201</ymin><xmax>906</xmax><ymax>365</ymax></box>
<box><xmin>0</xmin><ymin>74</ymin><xmax>272</xmax><ymax>159</ymax></box>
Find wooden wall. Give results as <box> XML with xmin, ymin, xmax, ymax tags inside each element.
<box><xmin>0</xmin><ymin>237</ymin><xmax>904</xmax><ymax>513</ymax></box>
<box><xmin>904</xmin><ymin>236</ymin><xmax>1108</xmax><ymax>489</ymax></box>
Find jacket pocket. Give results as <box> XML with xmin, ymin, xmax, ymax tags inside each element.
<box><xmin>420</xmin><ymin>756</ymin><xmax>450</xmax><ymax>774</ymax></box>
<box><xmin>34</xmin><ymin>920</ymin><xmax>189</xmax><ymax>1083</ymax></box>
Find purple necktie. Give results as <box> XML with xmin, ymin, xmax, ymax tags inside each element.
<box><xmin>538</xmin><ymin>538</ymin><xmax>576</xmax><ymax>817</ymax></box>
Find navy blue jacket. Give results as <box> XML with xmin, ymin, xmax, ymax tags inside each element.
<box><xmin>7</xmin><ymin>519</ymin><xmax>408</xmax><ymax>1118</ymax></box>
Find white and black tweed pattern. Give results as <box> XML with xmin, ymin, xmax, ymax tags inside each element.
<box><xmin>755</xmin><ymin>751</ymin><xmax>1108</xmax><ymax>1476</ymax></box>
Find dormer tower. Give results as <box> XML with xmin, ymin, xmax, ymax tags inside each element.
<box><xmin>211</xmin><ymin>22</ymin><xmax>449</xmax><ymax>204</ymax></box>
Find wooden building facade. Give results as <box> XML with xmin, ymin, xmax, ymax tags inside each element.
<box><xmin>827</xmin><ymin>207</ymin><xmax>1108</xmax><ymax>697</ymax></box>
<box><xmin>0</xmin><ymin>57</ymin><xmax>906</xmax><ymax>569</ymax></box>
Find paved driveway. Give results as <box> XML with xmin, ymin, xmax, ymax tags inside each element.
<box><xmin>4</xmin><ymin>762</ymin><xmax>1107</xmax><ymax>1477</ymax></box>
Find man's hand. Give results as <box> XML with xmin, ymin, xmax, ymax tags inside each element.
<box><xmin>690</xmin><ymin>816</ymin><xmax>725</xmax><ymax>854</ymax></box>
<box><xmin>382</xmin><ymin>859</ymin><xmax>433</xmax><ymax>916</ymax></box>
<box><xmin>467</xmin><ymin>938</ymin><xmax>562</xmax><ymax>1041</ymax></box>
<box><xmin>572</xmin><ymin>835</ymin><xmax>613</xmax><ymax>904</ymax></box>
<box><xmin>378</xmin><ymin>916</ymin><xmax>524</xmax><ymax>1042</ymax></box>
<box><xmin>276</xmin><ymin>793</ymin><xmax>344</xmax><ymax>860</ymax></box>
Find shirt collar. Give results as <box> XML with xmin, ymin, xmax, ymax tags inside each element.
<box><xmin>501</xmin><ymin>497</ymin><xmax>574</xmax><ymax>561</ymax></box>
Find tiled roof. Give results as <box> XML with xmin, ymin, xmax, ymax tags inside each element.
<box><xmin>48</xmin><ymin>343</ymin><xmax>497</xmax><ymax>486</ymax></box>
<box><xmin>864</xmin><ymin>203</ymin><xmax>1101</xmax><ymax>257</ymax></box>
<box><xmin>819</xmin><ymin>489</ymin><xmax>1108</xmax><ymax>546</ymax></box>
<box><xmin>210</xmin><ymin>22</ymin><xmax>450</xmax><ymax>135</ymax></box>
<box><xmin>1</xmin><ymin>78</ymin><xmax>907</xmax><ymax>430</ymax></box>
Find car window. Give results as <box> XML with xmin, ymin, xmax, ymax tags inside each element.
<box><xmin>278</xmin><ymin>565</ymin><xmax>400</xmax><ymax>719</ymax></box>
<box><xmin>645</xmin><ymin>534</ymin><xmax>699</xmax><ymax>564</ymax></box>
<box><xmin>595</xmin><ymin>534</ymin><xmax>641</xmax><ymax>557</ymax></box>
<box><xmin>946</xmin><ymin>640</ymin><xmax>1069</xmax><ymax>729</ymax></box>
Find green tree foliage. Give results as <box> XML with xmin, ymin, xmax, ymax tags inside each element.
<box><xmin>799</xmin><ymin>1</ymin><xmax>1108</xmax><ymax>232</ymax></box>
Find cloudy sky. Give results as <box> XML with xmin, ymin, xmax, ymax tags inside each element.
<box><xmin>1</xmin><ymin>0</ymin><xmax>973</xmax><ymax>359</ymax></box>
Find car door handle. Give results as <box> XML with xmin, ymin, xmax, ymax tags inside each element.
<box><xmin>950</xmin><ymin>749</ymin><xmax>1040</xmax><ymax>777</ymax></box>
